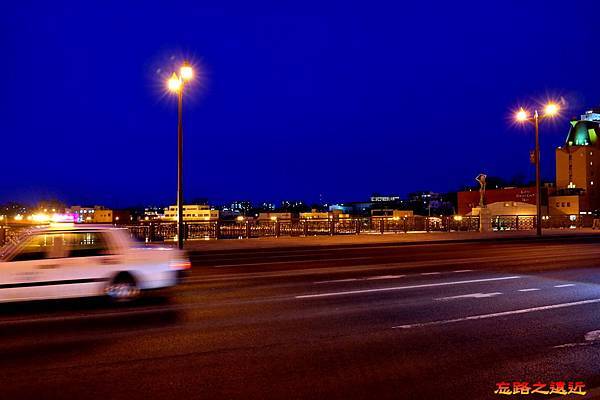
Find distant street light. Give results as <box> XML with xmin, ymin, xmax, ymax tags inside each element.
<box><xmin>515</xmin><ymin>102</ymin><xmax>560</xmax><ymax>237</ymax></box>
<box><xmin>167</xmin><ymin>61</ymin><xmax>194</xmax><ymax>250</ymax></box>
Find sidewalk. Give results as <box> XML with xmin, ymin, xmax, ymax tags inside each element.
<box><xmin>181</xmin><ymin>228</ymin><xmax>600</xmax><ymax>252</ymax></box>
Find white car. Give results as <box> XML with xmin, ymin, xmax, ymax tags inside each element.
<box><xmin>0</xmin><ymin>225</ymin><xmax>190</xmax><ymax>303</ymax></box>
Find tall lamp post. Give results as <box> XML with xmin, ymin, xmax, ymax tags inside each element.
<box><xmin>515</xmin><ymin>102</ymin><xmax>560</xmax><ymax>237</ymax></box>
<box><xmin>167</xmin><ymin>62</ymin><xmax>194</xmax><ymax>250</ymax></box>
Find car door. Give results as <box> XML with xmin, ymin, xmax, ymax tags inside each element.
<box><xmin>46</xmin><ymin>231</ymin><xmax>117</xmax><ymax>298</ymax></box>
<box><xmin>0</xmin><ymin>233</ymin><xmax>67</xmax><ymax>302</ymax></box>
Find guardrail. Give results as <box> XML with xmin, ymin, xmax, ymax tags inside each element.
<box><xmin>122</xmin><ymin>216</ymin><xmax>480</xmax><ymax>242</ymax></box>
<box><xmin>0</xmin><ymin>215</ymin><xmax>595</xmax><ymax>246</ymax></box>
<box><xmin>493</xmin><ymin>215</ymin><xmax>595</xmax><ymax>231</ymax></box>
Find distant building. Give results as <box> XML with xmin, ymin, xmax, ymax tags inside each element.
<box><xmin>370</xmin><ymin>194</ymin><xmax>401</xmax><ymax>202</ymax></box>
<box><xmin>261</xmin><ymin>202</ymin><xmax>276</xmax><ymax>211</ymax></box>
<box><xmin>67</xmin><ymin>205</ymin><xmax>111</xmax><ymax>223</ymax></box>
<box><xmin>144</xmin><ymin>207</ymin><xmax>164</xmax><ymax>221</ymax></box>
<box><xmin>257</xmin><ymin>212</ymin><xmax>293</xmax><ymax>221</ymax></box>
<box><xmin>163</xmin><ymin>205</ymin><xmax>219</xmax><ymax>221</ymax></box>
<box><xmin>300</xmin><ymin>210</ymin><xmax>350</xmax><ymax>219</ymax></box>
<box><xmin>555</xmin><ymin>109</ymin><xmax>600</xmax><ymax>212</ymax></box>
<box><xmin>548</xmin><ymin>195</ymin><xmax>580</xmax><ymax>216</ymax></box>
<box><xmin>457</xmin><ymin>187</ymin><xmax>543</xmax><ymax>216</ymax></box>
<box><xmin>230</xmin><ymin>201</ymin><xmax>252</xmax><ymax>214</ymax></box>
<box><xmin>328</xmin><ymin>204</ymin><xmax>354</xmax><ymax>214</ymax></box>
<box><xmin>468</xmin><ymin>202</ymin><xmax>538</xmax><ymax>218</ymax></box>
<box><xmin>92</xmin><ymin>208</ymin><xmax>113</xmax><ymax>223</ymax></box>
<box><xmin>371</xmin><ymin>209</ymin><xmax>414</xmax><ymax>219</ymax></box>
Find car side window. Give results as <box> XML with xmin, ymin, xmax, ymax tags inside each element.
<box><xmin>9</xmin><ymin>234</ymin><xmax>64</xmax><ymax>262</ymax></box>
<box><xmin>64</xmin><ymin>232</ymin><xmax>111</xmax><ymax>258</ymax></box>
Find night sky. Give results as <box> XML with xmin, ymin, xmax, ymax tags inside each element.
<box><xmin>1</xmin><ymin>1</ymin><xmax>598</xmax><ymax>207</ymax></box>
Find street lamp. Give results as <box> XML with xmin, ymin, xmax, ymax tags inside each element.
<box><xmin>167</xmin><ymin>61</ymin><xmax>194</xmax><ymax>250</ymax></box>
<box><xmin>515</xmin><ymin>102</ymin><xmax>560</xmax><ymax>236</ymax></box>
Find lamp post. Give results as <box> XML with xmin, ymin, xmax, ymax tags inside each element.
<box><xmin>167</xmin><ymin>62</ymin><xmax>194</xmax><ymax>250</ymax></box>
<box><xmin>515</xmin><ymin>102</ymin><xmax>559</xmax><ymax>237</ymax></box>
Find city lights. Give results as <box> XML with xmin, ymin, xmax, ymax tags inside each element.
<box><xmin>180</xmin><ymin>63</ymin><xmax>193</xmax><ymax>81</ymax></box>
<box><xmin>545</xmin><ymin>102</ymin><xmax>559</xmax><ymax>117</ymax></box>
<box><xmin>516</xmin><ymin>108</ymin><xmax>528</xmax><ymax>122</ymax></box>
<box><xmin>515</xmin><ymin>103</ymin><xmax>560</xmax><ymax>123</ymax></box>
<box><xmin>167</xmin><ymin>73</ymin><xmax>182</xmax><ymax>93</ymax></box>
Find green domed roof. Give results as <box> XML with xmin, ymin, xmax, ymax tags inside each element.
<box><xmin>565</xmin><ymin>120</ymin><xmax>600</xmax><ymax>146</ymax></box>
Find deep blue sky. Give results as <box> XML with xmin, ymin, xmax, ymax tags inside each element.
<box><xmin>1</xmin><ymin>1</ymin><xmax>598</xmax><ymax>207</ymax></box>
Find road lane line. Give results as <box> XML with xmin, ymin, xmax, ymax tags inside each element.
<box><xmin>518</xmin><ymin>288</ymin><xmax>541</xmax><ymax>292</ymax></box>
<box><xmin>367</xmin><ymin>275</ymin><xmax>404</xmax><ymax>281</ymax></box>
<box><xmin>435</xmin><ymin>292</ymin><xmax>503</xmax><ymax>301</ymax></box>
<box><xmin>451</xmin><ymin>270</ymin><xmax>473</xmax><ymax>273</ymax></box>
<box><xmin>296</xmin><ymin>276</ymin><xmax>521</xmax><ymax>299</ymax></box>
<box><xmin>315</xmin><ymin>278</ymin><xmax>360</xmax><ymax>284</ymax></box>
<box><xmin>212</xmin><ymin>256</ymin><xmax>370</xmax><ymax>268</ymax></box>
<box><xmin>315</xmin><ymin>275</ymin><xmax>406</xmax><ymax>284</ymax></box>
<box><xmin>393</xmin><ymin>298</ymin><xmax>600</xmax><ymax>329</ymax></box>
<box><xmin>314</xmin><ymin>270</ymin><xmax>477</xmax><ymax>285</ymax></box>
<box><xmin>554</xmin><ymin>284</ymin><xmax>576</xmax><ymax>288</ymax></box>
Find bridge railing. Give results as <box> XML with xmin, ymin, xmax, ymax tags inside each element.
<box><xmin>1</xmin><ymin>214</ymin><xmax>596</xmax><ymax>246</ymax></box>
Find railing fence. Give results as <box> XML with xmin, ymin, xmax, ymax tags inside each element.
<box><xmin>0</xmin><ymin>214</ymin><xmax>597</xmax><ymax>246</ymax></box>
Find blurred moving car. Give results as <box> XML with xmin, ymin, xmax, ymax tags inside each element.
<box><xmin>0</xmin><ymin>225</ymin><xmax>190</xmax><ymax>303</ymax></box>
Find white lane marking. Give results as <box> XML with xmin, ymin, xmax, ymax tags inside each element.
<box><xmin>314</xmin><ymin>269</ymin><xmax>478</xmax><ymax>284</ymax></box>
<box><xmin>553</xmin><ymin>329</ymin><xmax>600</xmax><ymax>349</ymax></box>
<box><xmin>213</xmin><ymin>256</ymin><xmax>370</xmax><ymax>268</ymax></box>
<box><xmin>367</xmin><ymin>275</ymin><xmax>404</xmax><ymax>281</ymax></box>
<box><xmin>315</xmin><ymin>275</ymin><xmax>406</xmax><ymax>284</ymax></box>
<box><xmin>554</xmin><ymin>284</ymin><xmax>576</xmax><ymax>288</ymax></box>
<box><xmin>518</xmin><ymin>288</ymin><xmax>541</xmax><ymax>292</ymax></box>
<box><xmin>296</xmin><ymin>276</ymin><xmax>521</xmax><ymax>299</ymax></box>
<box><xmin>435</xmin><ymin>292</ymin><xmax>503</xmax><ymax>301</ymax></box>
<box><xmin>393</xmin><ymin>298</ymin><xmax>600</xmax><ymax>329</ymax></box>
<box><xmin>585</xmin><ymin>330</ymin><xmax>600</xmax><ymax>341</ymax></box>
<box><xmin>315</xmin><ymin>278</ymin><xmax>360</xmax><ymax>284</ymax></box>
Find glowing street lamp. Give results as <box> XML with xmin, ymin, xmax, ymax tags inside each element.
<box><xmin>166</xmin><ymin>61</ymin><xmax>194</xmax><ymax>250</ymax></box>
<box><xmin>514</xmin><ymin>102</ymin><xmax>561</xmax><ymax>236</ymax></box>
<box><xmin>180</xmin><ymin>63</ymin><xmax>193</xmax><ymax>81</ymax></box>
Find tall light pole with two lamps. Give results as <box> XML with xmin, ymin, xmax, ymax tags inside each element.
<box><xmin>167</xmin><ymin>62</ymin><xmax>194</xmax><ymax>250</ymax></box>
<box><xmin>515</xmin><ymin>102</ymin><xmax>560</xmax><ymax>237</ymax></box>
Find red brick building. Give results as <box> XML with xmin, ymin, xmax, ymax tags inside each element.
<box><xmin>457</xmin><ymin>187</ymin><xmax>548</xmax><ymax>215</ymax></box>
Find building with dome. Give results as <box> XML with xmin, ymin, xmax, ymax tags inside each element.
<box><xmin>554</xmin><ymin>109</ymin><xmax>600</xmax><ymax>214</ymax></box>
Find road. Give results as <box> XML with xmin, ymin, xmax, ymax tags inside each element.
<box><xmin>3</xmin><ymin>236</ymin><xmax>600</xmax><ymax>399</ymax></box>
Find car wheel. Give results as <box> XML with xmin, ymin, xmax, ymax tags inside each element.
<box><xmin>105</xmin><ymin>273</ymin><xmax>141</xmax><ymax>302</ymax></box>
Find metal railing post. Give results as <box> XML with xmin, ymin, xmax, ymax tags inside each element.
<box><xmin>214</xmin><ymin>221</ymin><xmax>220</xmax><ymax>239</ymax></box>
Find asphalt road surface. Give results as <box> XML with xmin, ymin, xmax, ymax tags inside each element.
<box><xmin>3</xmin><ymin>236</ymin><xmax>600</xmax><ymax>399</ymax></box>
